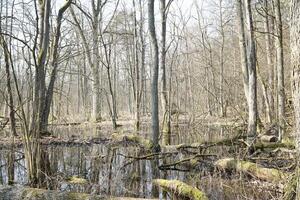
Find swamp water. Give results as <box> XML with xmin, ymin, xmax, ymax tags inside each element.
<box><xmin>0</xmin><ymin>124</ymin><xmax>281</xmax><ymax>199</ymax></box>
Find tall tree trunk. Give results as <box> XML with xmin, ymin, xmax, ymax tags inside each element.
<box><xmin>274</xmin><ymin>0</ymin><xmax>285</xmax><ymax>141</ymax></box>
<box><xmin>264</xmin><ymin>0</ymin><xmax>274</xmax><ymax>124</ymax></box>
<box><xmin>91</xmin><ymin>0</ymin><xmax>102</xmax><ymax>122</ymax></box>
<box><xmin>236</xmin><ymin>0</ymin><xmax>249</xmax><ymax>104</ymax></box>
<box><xmin>36</xmin><ymin>0</ymin><xmax>51</xmax><ymax>135</ymax></box>
<box><xmin>219</xmin><ymin>0</ymin><xmax>226</xmax><ymax>117</ymax></box>
<box><xmin>133</xmin><ymin>0</ymin><xmax>141</xmax><ymax>131</ymax></box>
<box><xmin>148</xmin><ymin>0</ymin><xmax>160</xmax><ymax>152</ymax></box>
<box><xmin>148</xmin><ymin>0</ymin><xmax>160</xmax><ymax>197</ymax></box>
<box><xmin>291</xmin><ymin>0</ymin><xmax>300</xmax><ymax>197</ymax></box>
<box><xmin>245</xmin><ymin>0</ymin><xmax>257</xmax><ymax>139</ymax></box>
<box><xmin>160</xmin><ymin>0</ymin><xmax>170</xmax><ymax>145</ymax></box>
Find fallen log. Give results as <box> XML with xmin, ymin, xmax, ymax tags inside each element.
<box><xmin>153</xmin><ymin>179</ymin><xmax>208</xmax><ymax>200</ymax></box>
<box><xmin>254</xmin><ymin>139</ymin><xmax>295</xmax><ymax>150</ymax></box>
<box><xmin>0</xmin><ymin>185</ymin><xmax>104</xmax><ymax>200</ymax></box>
<box><xmin>162</xmin><ymin>134</ymin><xmax>246</xmax><ymax>152</ymax></box>
<box><xmin>215</xmin><ymin>158</ymin><xmax>287</xmax><ymax>183</ymax></box>
<box><xmin>259</xmin><ymin>135</ymin><xmax>278</xmax><ymax>143</ymax></box>
<box><xmin>111</xmin><ymin>133</ymin><xmax>153</xmax><ymax>149</ymax></box>
<box><xmin>0</xmin><ymin>185</ymin><xmax>158</xmax><ymax>200</ymax></box>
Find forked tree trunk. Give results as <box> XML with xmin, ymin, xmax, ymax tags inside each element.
<box><xmin>41</xmin><ymin>0</ymin><xmax>72</xmax><ymax>132</ymax></box>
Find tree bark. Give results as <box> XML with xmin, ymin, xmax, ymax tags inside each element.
<box><xmin>244</xmin><ymin>0</ymin><xmax>257</xmax><ymax>139</ymax></box>
<box><xmin>290</xmin><ymin>0</ymin><xmax>300</xmax><ymax>198</ymax></box>
<box><xmin>148</xmin><ymin>0</ymin><xmax>160</xmax><ymax>197</ymax></box>
<box><xmin>160</xmin><ymin>0</ymin><xmax>170</xmax><ymax>145</ymax></box>
<box><xmin>235</xmin><ymin>0</ymin><xmax>249</xmax><ymax>104</ymax></box>
<box><xmin>148</xmin><ymin>0</ymin><xmax>160</xmax><ymax>152</ymax></box>
<box><xmin>264</xmin><ymin>0</ymin><xmax>274</xmax><ymax>124</ymax></box>
<box><xmin>219</xmin><ymin>0</ymin><xmax>226</xmax><ymax>117</ymax></box>
<box><xmin>35</xmin><ymin>0</ymin><xmax>51</xmax><ymax>136</ymax></box>
<box><xmin>274</xmin><ymin>0</ymin><xmax>285</xmax><ymax>141</ymax></box>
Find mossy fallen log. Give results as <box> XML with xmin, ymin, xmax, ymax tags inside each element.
<box><xmin>153</xmin><ymin>179</ymin><xmax>208</xmax><ymax>200</ymax></box>
<box><xmin>111</xmin><ymin>133</ymin><xmax>153</xmax><ymax>149</ymax></box>
<box><xmin>0</xmin><ymin>185</ymin><xmax>104</xmax><ymax>200</ymax></box>
<box><xmin>215</xmin><ymin>158</ymin><xmax>287</xmax><ymax>183</ymax></box>
<box><xmin>162</xmin><ymin>134</ymin><xmax>246</xmax><ymax>152</ymax></box>
<box><xmin>0</xmin><ymin>185</ymin><xmax>158</xmax><ymax>200</ymax></box>
<box><xmin>254</xmin><ymin>138</ymin><xmax>295</xmax><ymax>150</ymax></box>
<box><xmin>258</xmin><ymin>135</ymin><xmax>278</xmax><ymax>143</ymax></box>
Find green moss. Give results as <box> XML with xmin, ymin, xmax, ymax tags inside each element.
<box><xmin>255</xmin><ymin>138</ymin><xmax>295</xmax><ymax>150</ymax></box>
<box><xmin>153</xmin><ymin>179</ymin><xmax>208</xmax><ymax>200</ymax></box>
<box><xmin>0</xmin><ymin>186</ymin><xmax>106</xmax><ymax>200</ymax></box>
<box><xmin>215</xmin><ymin>158</ymin><xmax>287</xmax><ymax>182</ymax></box>
<box><xmin>112</xmin><ymin>133</ymin><xmax>153</xmax><ymax>149</ymax></box>
<box><xmin>67</xmin><ymin>176</ymin><xmax>88</xmax><ymax>184</ymax></box>
<box><xmin>66</xmin><ymin>193</ymin><xmax>93</xmax><ymax>200</ymax></box>
<box><xmin>21</xmin><ymin>188</ymin><xmax>45</xmax><ymax>199</ymax></box>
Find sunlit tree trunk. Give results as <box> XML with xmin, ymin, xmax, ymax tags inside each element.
<box><xmin>274</xmin><ymin>0</ymin><xmax>285</xmax><ymax>141</ymax></box>
<box><xmin>219</xmin><ymin>0</ymin><xmax>226</xmax><ymax>117</ymax></box>
<box><xmin>160</xmin><ymin>0</ymin><xmax>171</xmax><ymax>145</ymax></box>
<box><xmin>244</xmin><ymin>0</ymin><xmax>257</xmax><ymax>139</ymax></box>
<box><xmin>133</xmin><ymin>0</ymin><xmax>141</xmax><ymax>131</ymax></box>
<box><xmin>291</xmin><ymin>0</ymin><xmax>300</xmax><ymax>198</ymax></box>
<box><xmin>264</xmin><ymin>0</ymin><xmax>274</xmax><ymax>124</ymax></box>
<box><xmin>236</xmin><ymin>0</ymin><xmax>249</xmax><ymax>103</ymax></box>
<box><xmin>91</xmin><ymin>0</ymin><xmax>102</xmax><ymax>122</ymax></box>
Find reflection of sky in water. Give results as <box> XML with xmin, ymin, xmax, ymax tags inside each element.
<box><xmin>0</xmin><ymin>124</ymin><xmax>234</xmax><ymax>198</ymax></box>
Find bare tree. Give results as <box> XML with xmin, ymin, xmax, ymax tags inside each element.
<box><xmin>41</xmin><ymin>0</ymin><xmax>72</xmax><ymax>132</ymax></box>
